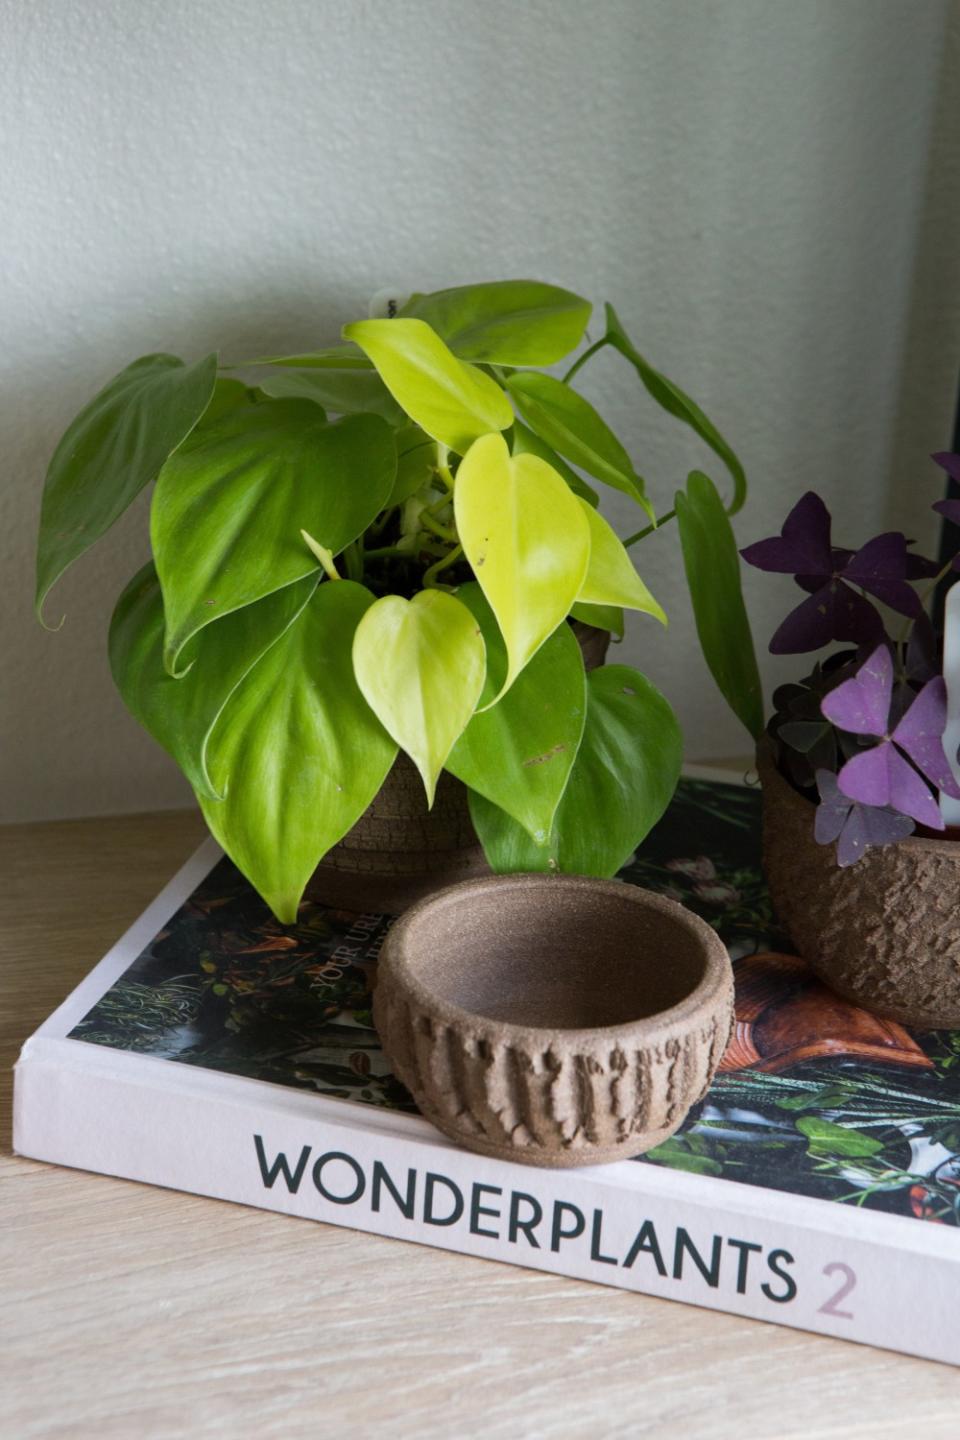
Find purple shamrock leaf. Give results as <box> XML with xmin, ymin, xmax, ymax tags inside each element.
<box><xmin>820</xmin><ymin>644</ymin><xmax>960</xmax><ymax>828</ymax></box>
<box><xmin>814</xmin><ymin>769</ymin><xmax>914</xmax><ymax>867</ymax></box>
<box><xmin>741</xmin><ymin>493</ymin><xmax>920</xmax><ymax>654</ymax></box>
<box><xmin>933</xmin><ymin>452</ymin><xmax>960</xmax><ymax>485</ymax></box>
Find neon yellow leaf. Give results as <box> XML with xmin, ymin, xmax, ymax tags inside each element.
<box><xmin>352</xmin><ymin>589</ymin><xmax>486</xmax><ymax>804</ymax></box>
<box><xmin>454</xmin><ymin>433</ymin><xmax>590</xmax><ymax>704</ymax></box>
<box><xmin>576</xmin><ymin>499</ymin><xmax>666</xmax><ymax>624</ymax></box>
<box><xmin>342</xmin><ymin>318</ymin><xmax>513</xmax><ymax>455</ymax></box>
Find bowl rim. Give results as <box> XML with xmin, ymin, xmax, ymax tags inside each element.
<box><xmin>378</xmin><ymin>872</ymin><xmax>733</xmax><ymax>1046</ymax></box>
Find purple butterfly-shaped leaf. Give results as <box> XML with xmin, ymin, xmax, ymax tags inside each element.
<box><xmin>933</xmin><ymin>452</ymin><xmax>960</xmax><ymax>485</ymax></box>
<box><xmin>836</xmin><ymin>743</ymin><xmax>943</xmax><ymax>829</ymax></box>
<box><xmin>893</xmin><ymin>676</ymin><xmax>960</xmax><ymax>800</ymax></box>
<box><xmin>740</xmin><ymin>491</ymin><xmax>833</xmax><ymax>574</ymax></box>
<box><xmin>820</xmin><ymin>644</ymin><xmax>893</xmax><ymax>736</ymax></box>
<box><xmin>820</xmin><ymin>645</ymin><xmax>960</xmax><ymax>827</ymax></box>
<box><xmin>814</xmin><ymin>769</ymin><xmax>914</xmax><ymax>867</ymax></box>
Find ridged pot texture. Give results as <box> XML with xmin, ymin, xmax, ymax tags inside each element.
<box><xmin>374</xmin><ymin>874</ymin><xmax>734</xmax><ymax>1168</ymax></box>
<box><xmin>759</xmin><ymin>742</ymin><xmax>960</xmax><ymax>1029</ymax></box>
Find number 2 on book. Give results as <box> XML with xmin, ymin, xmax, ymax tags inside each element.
<box><xmin>819</xmin><ymin>1261</ymin><xmax>856</xmax><ymax>1319</ymax></box>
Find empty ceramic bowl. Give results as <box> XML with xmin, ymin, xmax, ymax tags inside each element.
<box><xmin>373</xmin><ymin>874</ymin><xmax>734</xmax><ymax>1168</ymax></box>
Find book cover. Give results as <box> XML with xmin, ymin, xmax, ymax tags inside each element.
<box><xmin>14</xmin><ymin>774</ymin><xmax>960</xmax><ymax>1364</ymax></box>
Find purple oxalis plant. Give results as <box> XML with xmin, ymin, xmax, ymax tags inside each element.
<box><xmin>742</xmin><ymin>455</ymin><xmax>960</xmax><ymax>866</ymax></box>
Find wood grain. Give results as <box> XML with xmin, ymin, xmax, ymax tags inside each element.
<box><xmin>2</xmin><ymin>808</ymin><xmax>958</xmax><ymax>1439</ymax></box>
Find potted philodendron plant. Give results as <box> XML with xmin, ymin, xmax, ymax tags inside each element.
<box><xmin>36</xmin><ymin>279</ymin><xmax>761</xmax><ymax>920</ymax></box>
<box><xmin>742</xmin><ymin>459</ymin><xmax>960</xmax><ymax>1028</ymax></box>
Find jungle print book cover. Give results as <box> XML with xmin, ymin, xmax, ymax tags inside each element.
<box><xmin>69</xmin><ymin>778</ymin><xmax>960</xmax><ymax>1229</ymax></box>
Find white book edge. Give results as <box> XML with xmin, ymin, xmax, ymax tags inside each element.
<box><xmin>13</xmin><ymin>770</ymin><xmax>959</xmax><ymax>1367</ymax></box>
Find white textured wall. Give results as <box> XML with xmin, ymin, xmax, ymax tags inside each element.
<box><xmin>3</xmin><ymin>0</ymin><xmax>959</xmax><ymax>821</ymax></box>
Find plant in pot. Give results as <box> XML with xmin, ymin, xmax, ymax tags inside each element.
<box><xmin>36</xmin><ymin>279</ymin><xmax>761</xmax><ymax>921</ymax></box>
<box><xmin>742</xmin><ymin>464</ymin><xmax>960</xmax><ymax>1027</ymax></box>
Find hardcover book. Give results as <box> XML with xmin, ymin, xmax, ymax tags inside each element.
<box><xmin>14</xmin><ymin>772</ymin><xmax>960</xmax><ymax>1365</ymax></box>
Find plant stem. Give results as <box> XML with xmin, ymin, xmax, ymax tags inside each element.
<box><xmin>562</xmin><ymin>337</ymin><xmax>609</xmax><ymax>385</ymax></box>
<box><xmin>419</xmin><ymin>510</ymin><xmax>458</xmax><ymax>544</ymax></box>
<box><xmin>301</xmin><ymin>529</ymin><xmax>341</xmax><ymax>581</ymax></box>
<box><xmin>423</xmin><ymin>544</ymin><xmax>463</xmax><ymax>588</ymax></box>
<box><xmin>622</xmin><ymin>507</ymin><xmax>677</xmax><ymax>548</ymax></box>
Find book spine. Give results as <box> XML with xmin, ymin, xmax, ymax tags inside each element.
<box><xmin>14</xmin><ymin>1042</ymin><xmax>957</xmax><ymax>1366</ymax></box>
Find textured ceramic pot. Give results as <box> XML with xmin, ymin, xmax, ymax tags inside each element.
<box><xmin>307</xmin><ymin>620</ymin><xmax>611</xmax><ymax>915</ymax></box>
<box><xmin>759</xmin><ymin>742</ymin><xmax>960</xmax><ymax>1028</ymax></box>
<box><xmin>373</xmin><ymin>874</ymin><xmax>734</xmax><ymax>1167</ymax></box>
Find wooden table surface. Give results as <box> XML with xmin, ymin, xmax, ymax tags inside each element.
<box><xmin>2</xmin><ymin>810</ymin><xmax>958</xmax><ymax>1439</ymax></box>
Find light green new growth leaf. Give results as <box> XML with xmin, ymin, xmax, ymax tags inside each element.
<box><xmin>511</xmin><ymin>419</ymin><xmax>599</xmax><ymax>507</ymax></box>
<box><xmin>109</xmin><ymin>564</ymin><xmax>317</xmax><ymax>799</ymax></box>
<box><xmin>200</xmin><ymin>581</ymin><xmax>398</xmax><ymax>924</ymax></box>
<box><xmin>455</xmin><ymin>434</ymin><xmax>590</xmax><ymax>705</ymax></box>
<box><xmin>469</xmin><ymin>664</ymin><xmax>682</xmax><ymax>876</ymax></box>
<box><xmin>399</xmin><ymin>280</ymin><xmax>592</xmax><ymax>365</ymax></box>
<box><xmin>605</xmin><ymin>303</ymin><xmax>746</xmax><ymax>515</ymax></box>
<box><xmin>352</xmin><ymin>589</ymin><xmax>487</xmax><ymax>804</ymax></box>
<box><xmin>676</xmin><ymin>470</ymin><xmax>763</xmax><ymax>740</ymax></box>
<box><xmin>151</xmin><ymin>400</ymin><xmax>395</xmax><ymax>674</ymax></box>
<box><xmin>342</xmin><ymin>318</ymin><xmax>513</xmax><ymax>454</ymax></box>
<box><xmin>36</xmin><ymin>351</ymin><xmax>218</xmax><ymax>621</ymax></box>
<box><xmin>446</xmin><ymin>583</ymin><xmax>586</xmax><ymax>842</ymax></box>
<box><xmin>505</xmin><ymin>369</ymin><xmax>652</xmax><ymax>514</ymax></box>
<box><xmin>576</xmin><ymin>499</ymin><xmax>666</xmax><ymax>623</ymax></box>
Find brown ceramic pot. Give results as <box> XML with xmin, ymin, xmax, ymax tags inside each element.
<box><xmin>759</xmin><ymin>742</ymin><xmax>960</xmax><ymax>1028</ymax></box>
<box><xmin>373</xmin><ymin>873</ymin><xmax>734</xmax><ymax>1168</ymax></box>
<box><xmin>307</xmin><ymin>619</ymin><xmax>611</xmax><ymax>915</ymax></box>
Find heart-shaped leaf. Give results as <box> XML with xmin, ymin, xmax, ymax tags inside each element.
<box><xmin>446</xmin><ymin>583</ymin><xmax>586</xmax><ymax>841</ymax></box>
<box><xmin>200</xmin><ymin>580</ymin><xmax>398</xmax><ymax>923</ymax></box>
<box><xmin>152</xmin><ymin>400</ymin><xmax>395</xmax><ymax>673</ymax></box>
<box><xmin>454</xmin><ymin>433</ymin><xmax>590</xmax><ymax>703</ymax></box>
<box><xmin>468</xmin><ymin>664</ymin><xmax>682</xmax><ymax>875</ymax></box>
<box><xmin>511</xmin><ymin>419</ymin><xmax>598</xmax><ymax>507</ymax></box>
<box><xmin>569</xmin><ymin>602</ymin><xmax>625</xmax><ymax>639</ymax></box>
<box><xmin>576</xmin><ymin>499</ymin><xmax>666</xmax><ymax>622</ymax></box>
<box><xmin>399</xmin><ymin>280</ymin><xmax>591</xmax><ymax>364</ymax></box>
<box><xmin>342</xmin><ymin>318</ymin><xmax>513</xmax><ymax>455</ymax></box>
<box><xmin>254</xmin><ymin>365</ymin><xmax>403</xmax><ymax>423</ymax></box>
<box><xmin>676</xmin><ymin>470</ymin><xmax>763</xmax><ymax>739</ymax></box>
<box><xmin>605</xmin><ymin>303</ymin><xmax>746</xmax><ymax>514</ymax></box>
<box><xmin>109</xmin><ymin>563</ymin><xmax>317</xmax><ymax>799</ymax></box>
<box><xmin>36</xmin><ymin>351</ymin><xmax>218</xmax><ymax>620</ymax></box>
<box><xmin>506</xmin><ymin>370</ymin><xmax>651</xmax><ymax>512</ymax></box>
<box><xmin>352</xmin><ymin>588</ymin><xmax>486</xmax><ymax>804</ymax></box>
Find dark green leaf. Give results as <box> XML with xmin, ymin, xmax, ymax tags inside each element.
<box><xmin>253</xmin><ymin>365</ymin><xmax>403</xmax><ymax>423</ymax></box>
<box><xmin>109</xmin><ymin>563</ymin><xmax>317</xmax><ymax>799</ymax></box>
<box><xmin>36</xmin><ymin>352</ymin><xmax>218</xmax><ymax>619</ymax></box>
<box><xmin>400</xmin><ymin>280</ymin><xmax>591</xmax><ymax>364</ymax></box>
<box><xmin>151</xmin><ymin>400</ymin><xmax>395</xmax><ymax>673</ymax></box>
<box><xmin>605</xmin><ymin>302</ymin><xmax>746</xmax><ymax>514</ymax></box>
<box><xmin>389</xmin><ymin>425</ymin><xmax>437</xmax><ymax>507</ymax></box>
<box><xmin>506</xmin><ymin>370</ymin><xmax>651</xmax><ymax>512</ymax></box>
<box><xmin>446</xmin><ymin>583</ymin><xmax>586</xmax><ymax>841</ymax></box>
<box><xmin>469</xmin><ymin>663</ymin><xmax>682</xmax><ymax>874</ymax></box>
<box><xmin>676</xmin><ymin>471</ymin><xmax>763</xmax><ymax>740</ymax></box>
